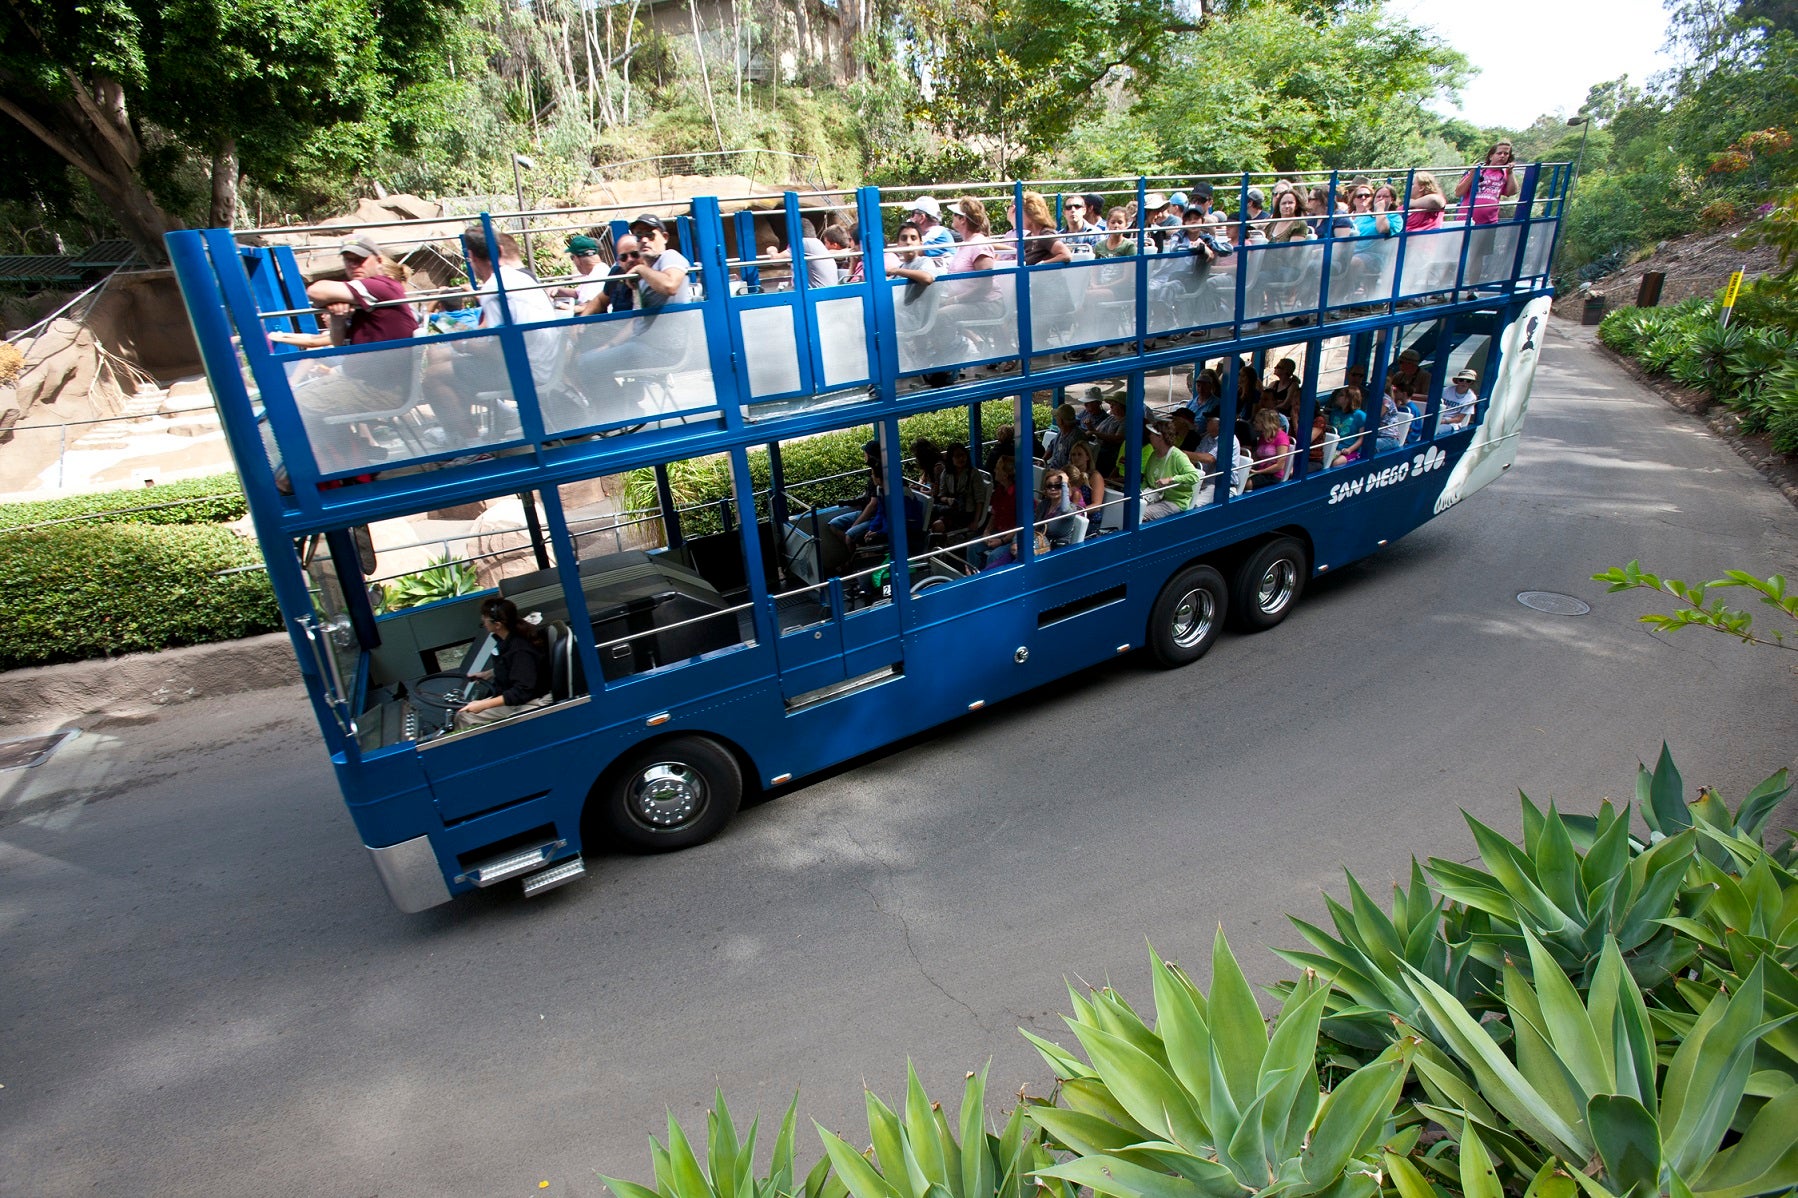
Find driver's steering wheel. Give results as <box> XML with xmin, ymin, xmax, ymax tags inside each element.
<box><xmin>411</xmin><ymin>670</ymin><xmax>497</xmax><ymax>714</ymax></box>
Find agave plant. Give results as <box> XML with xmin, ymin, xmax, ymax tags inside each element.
<box><xmin>1271</xmin><ymin>863</ymin><xmax>1496</xmax><ymax>1064</ymax></box>
<box><xmin>602</xmin><ymin>1090</ymin><xmax>840</xmax><ymax>1198</ymax></box>
<box><xmin>1401</xmin><ymin>929</ymin><xmax>1798</xmax><ymax>1198</ymax></box>
<box><xmin>1633</xmin><ymin>744</ymin><xmax>1792</xmax><ymax>854</ymax></box>
<box><xmin>1022</xmin><ymin>930</ymin><xmax>1415</xmax><ymax>1198</ymax></box>
<box><xmin>1426</xmin><ymin>794</ymin><xmax>1702</xmax><ymax>996</ymax></box>
<box><xmin>816</xmin><ymin>1063</ymin><xmax>1066</xmax><ymax>1198</ymax></box>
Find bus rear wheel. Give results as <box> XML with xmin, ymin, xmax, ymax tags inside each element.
<box><xmin>596</xmin><ymin>735</ymin><xmax>742</xmax><ymax>852</ymax></box>
<box><xmin>1147</xmin><ymin>564</ymin><xmax>1228</xmax><ymax>667</ymax></box>
<box><xmin>1232</xmin><ymin>537</ymin><xmax>1308</xmax><ymax>631</ymax></box>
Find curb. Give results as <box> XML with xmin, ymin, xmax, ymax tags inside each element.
<box><xmin>0</xmin><ymin>632</ymin><xmax>299</xmax><ymax>729</ymax></box>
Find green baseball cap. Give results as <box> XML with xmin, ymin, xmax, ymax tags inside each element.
<box><xmin>566</xmin><ymin>234</ymin><xmax>602</xmax><ymax>255</ymax></box>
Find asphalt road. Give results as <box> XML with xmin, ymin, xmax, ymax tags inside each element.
<box><xmin>3</xmin><ymin>319</ymin><xmax>1796</xmax><ymax>1198</ymax></box>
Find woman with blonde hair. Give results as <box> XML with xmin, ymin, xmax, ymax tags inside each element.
<box><xmin>1404</xmin><ymin>171</ymin><xmax>1448</xmax><ymax>231</ymax></box>
<box><xmin>1019</xmin><ymin>190</ymin><xmax>1072</xmax><ymax>265</ymax></box>
<box><xmin>1065</xmin><ymin>439</ymin><xmax>1107</xmax><ymax>520</ymax></box>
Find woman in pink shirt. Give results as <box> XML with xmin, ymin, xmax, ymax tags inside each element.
<box><xmin>1404</xmin><ymin>172</ymin><xmax>1448</xmax><ymax>231</ymax></box>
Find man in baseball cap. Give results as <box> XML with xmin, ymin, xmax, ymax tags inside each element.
<box><xmin>307</xmin><ymin>234</ymin><xmax>415</xmax><ymax>345</ymax></box>
<box><xmin>908</xmin><ymin>195</ymin><xmax>955</xmax><ymax>260</ymax></box>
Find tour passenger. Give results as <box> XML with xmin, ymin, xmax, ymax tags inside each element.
<box><xmin>1439</xmin><ymin>367</ymin><xmax>1480</xmax><ymax>429</ymax></box>
<box><xmin>1061</xmin><ymin>193</ymin><xmax>1102</xmax><ymax>250</ymax></box>
<box><xmin>570</xmin><ymin>213</ymin><xmax>694</xmax><ymax>420</ymax></box>
<box><xmin>820</xmin><ymin>223</ymin><xmax>861</xmax><ymax>282</ymax></box>
<box><xmin>1375</xmin><ymin>383</ymin><xmax>1415</xmax><ymax>455</ymax></box>
<box><xmin>931</xmin><ymin>442</ymin><xmax>984</xmax><ymax>536</ymax></box>
<box><xmin>1455</xmin><ymin>141</ymin><xmax>1519</xmax><ymax>226</ymax></box>
<box><xmin>1141</xmin><ymin>419</ymin><xmax>1200</xmax><ymax>520</ymax></box>
<box><xmin>424</xmin><ymin>225</ymin><xmax>559</xmax><ymax>444</ymax></box>
<box><xmin>886</xmin><ymin>222</ymin><xmax>942</xmax><ymax>285</ymax></box>
<box><xmin>1326</xmin><ymin>385</ymin><xmax>1367</xmax><ymax>464</ymax></box>
<box><xmin>1248</xmin><ymin>409</ymin><xmax>1292</xmax><ymax>488</ymax></box>
<box><xmin>1020</xmin><ymin>191</ymin><xmax>1073</xmax><ymax>265</ymax></box>
<box><xmin>969</xmin><ymin>454</ymin><xmax>1021</xmax><ymax>569</ymax></box>
<box><xmin>1196</xmin><ymin>413</ymin><xmax>1251</xmax><ymax>495</ymax></box>
<box><xmin>574</xmin><ymin>233</ymin><xmax>640</xmax><ymax>317</ymax></box>
<box><xmin>1390</xmin><ymin>347</ymin><xmax>1431</xmax><ymax>400</ymax></box>
<box><xmin>1404</xmin><ymin>172</ymin><xmax>1448</xmax><ymax>231</ymax></box>
<box><xmin>1035</xmin><ymin>467</ymin><xmax>1087</xmax><ymax>549</ymax></box>
<box><xmin>1094</xmin><ymin>207</ymin><xmax>1138</xmax><ymax>258</ymax></box>
<box><xmin>454</xmin><ymin>598</ymin><xmax>552</xmax><ymax>729</ymax></box>
<box><xmin>1045</xmin><ymin>402</ymin><xmax>1086</xmax><ymax>470</ymax></box>
<box><xmin>1066</xmin><ymin>439</ymin><xmax>1106</xmax><ymax>516</ymax></box>
<box><xmin>909</xmin><ymin>196</ymin><xmax>956</xmax><ymax>259</ymax></box>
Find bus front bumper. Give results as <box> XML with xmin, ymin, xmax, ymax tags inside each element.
<box><xmin>366</xmin><ymin>835</ymin><xmax>453</xmax><ymax>912</ymax></box>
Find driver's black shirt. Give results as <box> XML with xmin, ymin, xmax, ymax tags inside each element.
<box><xmin>493</xmin><ymin>631</ymin><xmax>551</xmax><ymax>706</ymax></box>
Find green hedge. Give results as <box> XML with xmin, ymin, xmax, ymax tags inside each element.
<box><xmin>0</xmin><ymin>524</ymin><xmax>280</xmax><ymax>669</ymax></box>
<box><xmin>1599</xmin><ymin>289</ymin><xmax>1798</xmax><ymax>454</ymax></box>
<box><xmin>624</xmin><ymin>399</ymin><xmax>1052</xmax><ymax>538</ymax></box>
<box><xmin>0</xmin><ymin>472</ymin><xmax>248</xmax><ymax>531</ymax></box>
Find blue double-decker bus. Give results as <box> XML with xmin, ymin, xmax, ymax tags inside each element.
<box><xmin>167</xmin><ymin>165</ymin><xmax>1567</xmax><ymax>911</ymax></box>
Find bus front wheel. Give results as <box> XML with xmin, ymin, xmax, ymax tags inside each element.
<box><xmin>1232</xmin><ymin>537</ymin><xmax>1307</xmax><ymax>631</ymax></box>
<box><xmin>1147</xmin><ymin>564</ymin><xmax>1227</xmax><ymax>667</ymax></box>
<box><xmin>596</xmin><ymin>735</ymin><xmax>743</xmax><ymax>852</ymax></box>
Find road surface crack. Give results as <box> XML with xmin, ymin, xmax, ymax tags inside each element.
<box><xmin>835</xmin><ymin>815</ymin><xmax>987</xmax><ymax>1030</ymax></box>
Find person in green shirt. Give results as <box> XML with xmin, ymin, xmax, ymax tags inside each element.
<box><xmin>1142</xmin><ymin>419</ymin><xmax>1199</xmax><ymax>520</ymax></box>
<box><xmin>1093</xmin><ymin>207</ymin><xmax>1138</xmax><ymax>259</ymax></box>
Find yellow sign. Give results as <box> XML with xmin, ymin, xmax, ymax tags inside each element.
<box><xmin>1722</xmin><ymin>269</ymin><xmax>1744</xmax><ymax>308</ymax></box>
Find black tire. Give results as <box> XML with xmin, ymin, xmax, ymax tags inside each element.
<box><xmin>1232</xmin><ymin>537</ymin><xmax>1308</xmax><ymax>632</ymax></box>
<box><xmin>594</xmin><ymin>735</ymin><xmax>742</xmax><ymax>852</ymax></box>
<box><xmin>1147</xmin><ymin>564</ymin><xmax>1228</xmax><ymax>667</ymax></box>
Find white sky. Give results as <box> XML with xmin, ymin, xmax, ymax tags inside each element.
<box><xmin>1391</xmin><ymin>0</ymin><xmax>1677</xmax><ymax>129</ymax></box>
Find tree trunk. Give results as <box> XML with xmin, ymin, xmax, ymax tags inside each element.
<box><xmin>0</xmin><ymin>81</ymin><xmax>182</xmax><ymax>263</ymax></box>
<box><xmin>210</xmin><ymin>137</ymin><xmax>239</xmax><ymax>229</ymax></box>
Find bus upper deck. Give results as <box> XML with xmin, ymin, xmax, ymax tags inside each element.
<box><xmin>167</xmin><ymin>164</ymin><xmax>1566</xmax><ymax>911</ymax></box>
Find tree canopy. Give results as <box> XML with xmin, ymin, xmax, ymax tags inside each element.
<box><xmin>0</xmin><ymin>0</ymin><xmax>479</xmax><ymax>259</ymax></box>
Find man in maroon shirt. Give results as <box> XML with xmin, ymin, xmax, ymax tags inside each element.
<box><xmin>305</xmin><ymin>234</ymin><xmax>418</xmax><ymax>345</ymax></box>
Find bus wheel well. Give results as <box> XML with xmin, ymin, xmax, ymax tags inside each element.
<box><xmin>1202</xmin><ymin>525</ymin><xmax>1314</xmax><ymax>578</ymax></box>
<box><xmin>580</xmin><ymin>729</ymin><xmax>758</xmax><ymax>853</ymax></box>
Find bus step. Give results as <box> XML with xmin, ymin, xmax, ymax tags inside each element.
<box><xmin>460</xmin><ymin>839</ymin><xmax>566</xmax><ymax>888</ymax></box>
<box><xmin>521</xmin><ymin>855</ymin><xmax>587</xmax><ymax>898</ymax></box>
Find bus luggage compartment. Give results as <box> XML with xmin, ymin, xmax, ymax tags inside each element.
<box><xmin>501</xmin><ymin>550</ymin><xmax>739</xmax><ymax>680</ymax></box>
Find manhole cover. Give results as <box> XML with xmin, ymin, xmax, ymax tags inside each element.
<box><xmin>0</xmin><ymin>731</ymin><xmax>78</xmax><ymax>771</ymax></box>
<box><xmin>1517</xmin><ymin>591</ymin><xmax>1591</xmax><ymax>616</ymax></box>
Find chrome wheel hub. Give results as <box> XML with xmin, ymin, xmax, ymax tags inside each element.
<box><xmin>629</xmin><ymin>762</ymin><xmax>707</xmax><ymax>829</ymax></box>
<box><xmin>1258</xmin><ymin>561</ymin><xmax>1297</xmax><ymax>613</ymax></box>
<box><xmin>1171</xmin><ymin>588</ymin><xmax>1215</xmax><ymax>648</ymax></box>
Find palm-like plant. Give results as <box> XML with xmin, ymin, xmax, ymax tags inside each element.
<box><xmin>1023</xmin><ymin>930</ymin><xmax>1415</xmax><ymax>1198</ymax></box>
<box><xmin>1402</xmin><ymin>929</ymin><xmax>1798</xmax><ymax>1198</ymax></box>
<box><xmin>602</xmin><ymin>1091</ymin><xmax>839</xmax><ymax>1198</ymax></box>
<box><xmin>816</xmin><ymin>1063</ymin><xmax>1065</xmax><ymax>1198</ymax></box>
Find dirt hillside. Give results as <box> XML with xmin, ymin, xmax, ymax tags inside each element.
<box><xmin>1551</xmin><ymin>220</ymin><xmax>1782</xmax><ymax>318</ymax></box>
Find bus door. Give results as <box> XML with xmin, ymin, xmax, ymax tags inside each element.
<box><xmin>764</xmin><ymin>427</ymin><xmax>906</xmax><ymax>704</ymax></box>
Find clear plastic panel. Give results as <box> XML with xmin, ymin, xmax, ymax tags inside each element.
<box><xmin>1242</xmin><ymin>242</ymin><xmax>1325</xmax><ymax>322</ymax></box>
<box><xmin>739</xmin><ymin>303</ymin><xmax>804</xmax><ymax>398</ymax></box>
<box><xmin>1042</xmin><ymin>257</ymin><xmax>1139</xmax><ymax>347</ymax></box>
<box><xmin>1148</xmin><ymin>253</ymin><xmax>1235</xmax><ymax>333</ymax></box>
<box><xmin>815</xmin><ymin>295</ymin><xmax>872</xmax><ymax>386</ymax></box>
<box><xmin>1028</xmin><ymin>266</ymin><xmax>1085</xmax><ymax>350</ymax></box>
<box><xmin>1520</xmin><ymin>220</ymin><xmax>1555</xmax><ymax>278</ymax></box>
<box><xmin>1464</xmin><ymin>225</ymin><xmax>1520</xmax><ymax>286</ymax></box>
<box><xmin>1326</xmin><ymin>235</ymin><xmax>1399</xmax><ymax>307</ymax></box>
<box><xmin>280</xmin><ymin>338</ymin><xmax>451</xmax><ymax>475</ymax></box>
<box><xmin>1397</xmin><ymin>227</ymin><xmax>1464</xmax><ymax>296</ymax></box>
<box><xmin>893</xmin><ymin>272</ymin><xmax>1019</xmax><ymax>373</ymax></box>
<box><xmin>554</xmin><ymin>308</ymin><xmax>714</xmax><ymax>434</ymax></box>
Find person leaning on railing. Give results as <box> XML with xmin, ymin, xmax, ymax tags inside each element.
<box><xmin>571</xmin><ymin>212</ymin><xmax>695</xmax><ymax>416</ymax></box>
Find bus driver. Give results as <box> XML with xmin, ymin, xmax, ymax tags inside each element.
<box><xmin>455</xmin><ymin>599</ymin><xmax>553</xmax><ymax>729</ymax></box>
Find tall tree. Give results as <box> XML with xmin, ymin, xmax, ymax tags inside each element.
<box><xmin>0</xmin><ymin>0</ymin><xmax>480</xmax><ymax>259</ymax></box>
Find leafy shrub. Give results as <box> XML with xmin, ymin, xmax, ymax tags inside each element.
<box><xmin>622</xmin><ymin>400</ymin><xmax>1051</xmax><ymax>540</ymax></box>
<box><xmin>373</xmin><ymin>553</ymin><xmax>480</xmax><ymax>614</ymax></box>
<box><xmin>0</xmin><ymin>473</ymin><xmax>248</xmax><ymax>531</ymax></box>
<box><xmin>0</xmin><ymin>524</ymin><xmax>279</xmax><ymax>669</ymax></box>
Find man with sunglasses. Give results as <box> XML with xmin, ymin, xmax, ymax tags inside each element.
<box><xmin>573</xmin><ymin>233</ymin><xmax>640</xmax><ymax>317</ymax></box>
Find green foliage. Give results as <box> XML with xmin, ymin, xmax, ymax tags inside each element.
<box><xmin>0</xmin><ymin>524</ymin><xmax>279</xmax><ymax>669</ymax></box>
<box><xmin>1597</xmin><ymin>278</ymin><xmax>1798</xmax><ymax>453</ymax></box>
<box><xmin>373</xmin><ymin>553</ymin><xmax>480</xmax><ymax>615</ymax></box>
<box><xmin>0</xmin><ymin>474</ymin><xmax>248</xmax><ymax>530</ymax></box>
<box><xmin>1593</xmin><ymin>562</ymin><xmax>1798</xmax><ymax>651</ymax></box>
<box><xmin>1068</xmin><ymin>0</ymin><xmax>1469</xmax><ymax>177</ymax></box>
<box><xmin>1026</xmin><ymin>932</ymin><xmax>1416</xmax><ymax>1198</ymax></box>
<box><xmin>600</xmin><ymin>1090</ymin><xmax>839</xmax><ymax>1198</ymax></box>
<box><xmin>818</xmin><ymin>1063</ymin><xmax>1062</xmax><ymax>1198</ymax></box>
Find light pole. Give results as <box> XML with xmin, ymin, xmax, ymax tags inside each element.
<box><xmin>511</xmin><ymin>152</ymin><xmax>538</xmax><ymax>277</ymax></box>
<box><xmin>1553</xmin><ymin>115</ymin><xmax>1592</xmax><ymax>282</ymax></box>
<box><xmin>1566</xmin><ymin>115</ymin><xmax>1591</xmax><ymax>190</ymax></box>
